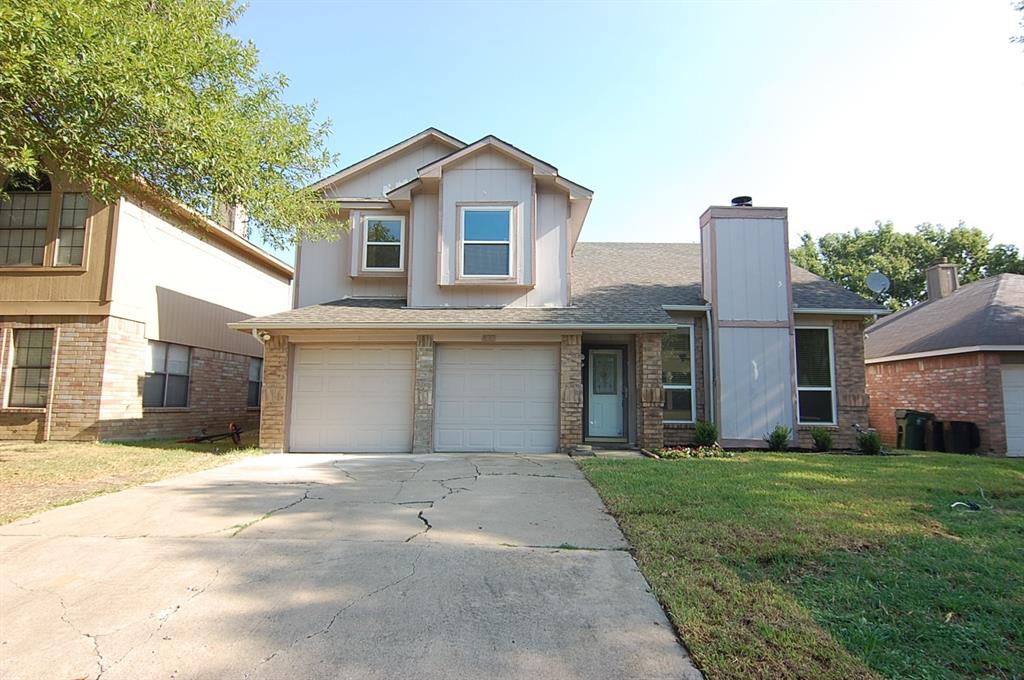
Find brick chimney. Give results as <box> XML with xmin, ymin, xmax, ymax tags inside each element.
<box><xmin>216</xmin><ymin>203</ymin><xmax>250</xmax><ymax>239</ymax></box>
<box><xmin>925</xmin><ymin>258</ymin><xmax>958</xmax><ymax>301</ymax></box>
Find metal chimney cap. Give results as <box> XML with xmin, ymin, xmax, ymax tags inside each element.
<box><xmin>731</xmin><ymin>196</ymin><xmax>753</xmax><ymax>207</ymax></box>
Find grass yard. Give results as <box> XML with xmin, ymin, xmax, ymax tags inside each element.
<box><xmin>581</xmin><ymin>452</ymin><xmax>1024</xmax><ymax>680</ymax></box>
<box><xmin>0</xmin><ymin>433</ymin><xmax>262</xmax><ymax>524</ymax></box>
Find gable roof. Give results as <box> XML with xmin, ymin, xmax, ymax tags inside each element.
<box><xmin>864</xmin><ymin>274</ymin><xmax>1024</xmax><ymax>360</ymax></box>
<box><xmin>308</xmin><ymin>127</ymin><xmax>465</xmax><ymax>193</ymax></box>
<box><xmin>232</xmin><ymin>242</ymin><xmax>882</xmax><ymax>330</ymax></box>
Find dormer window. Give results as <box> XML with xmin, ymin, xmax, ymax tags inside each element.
<box><xmin>460</xmin><ymin>206</ymin><xmax>512</xmax><ymax>277</ymax></box>
<box><xmin>362</xmin><ymin>215</ymin><xmax>404</xmax><ymax>271</ymax></box>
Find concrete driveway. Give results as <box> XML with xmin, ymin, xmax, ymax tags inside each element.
<box><xmin>1</xmin><ymin>452</ymin><xmax>701</xmax><ymax>680</ymax></box>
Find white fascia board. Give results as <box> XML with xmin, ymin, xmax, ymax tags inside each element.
<box><xmin>865</xmin><ymin>345</ymin><xmax>1024</xmax><ymax>364</ymax></box>
<box><xmin>662</xmin><ymin>304</ymin><xmax>712</xmax><ymax>311</ymax></box>
<box><xmin>794</xmin><ymin>307</ymin><xmax>891</xmax><ymax>316</ymax></box>
<box><xmin>229</xmin><ymin>321</ymin><xmax>678</xmax><ymax>331</ymax></box>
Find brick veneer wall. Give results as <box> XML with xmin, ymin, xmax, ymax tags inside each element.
<box><xmin>413</xmin><ymin>334</ymin><xmax>435</xmax><ymax>453</ymax></box>
<box><xmin>258</xmin><ymin>334</ymin><xmax>289</xmax><ymax>451</ymax></box>
<box><xmin>664</xmin><ymin>319</ymin><xmax>707</xmax><ymax>447</ymax></box>
<box><xmin>866</xmin><ymin>351</ymin><xmax>1006</xmax><ymax>454</ymax></box>
<box><xmin>0</xmin><ymin>315</ymin><xmax>260</xmax><ymax>442</ymax></box>
<box><xmin>636</xmin><ymin>332</ymin><xmax>664</xmax><ymax>450</ymax></box>
<box><xmin>796</xmin><ymin>319</ymin><xmax>870</xmax><ymax>451</ymax></box>
<box><xmin>559</xmin><ymin>334</ymin><xmax>583</xmax><ymax>451</ymax></box>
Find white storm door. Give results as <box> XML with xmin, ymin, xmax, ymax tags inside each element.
<box><xmin>588</xmin><ymin>349</ymin><xmax>624</xmax><ymax>438</ymax></box>
<box><xmin>1002</xmin><ymin>365</ymin><xmax>1024</xmax><ymax>456</ymax></box>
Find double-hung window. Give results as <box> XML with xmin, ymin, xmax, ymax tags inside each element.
<box><xmin>460</xmin><ymin>206</ymin><xmax>512</xmax><ymax>277</ymax></box>
<box><xmin>8</xmin><ymin>329</ymin><xmax>53</xmax><ymax>407</ymax></box>
<box><xmin>795</xmin><ymin>327</ymin><xmax>836</xmax><ymax>424</ymax></box>
<box><xmin>362</xmin><ymin>216</ymin><xmax>404</xmax><ymax>271</ymax></box>
<box><xmin>662</xmin><ymin>327</ymin><xmax>695</xmax><ymax>423</ymax></box>
<box><xmin>247</xmin><ymin>357</ymin><xmax>263</xmax><ymax>407</ymax></box>
<box><xmin>143</xmin><ymin>341</ymin><xmax>191</xmax><ymax>408</ymax></box>
<box><xmin>56</xmin><ymin>193</ymin><xmax>88</xmax><ymax>266</ymax></box>
<box><xmin>0</xmin><ymin>175</ymin><xmax>51</xmax><ymax>266</ymax></box>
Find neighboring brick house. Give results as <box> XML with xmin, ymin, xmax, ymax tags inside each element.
<box><xmin>232</xmin><ymin>128</ymin><xmax>885</xmax><ymax>454</ymax></box>
<box><xmin>865</xmin><ymin>262</ymin><xmax>1024</xmax><ymax>456</ymax></box>
<box><xmin>0</xmin><ymin>171</ymin><xmax>293</xmax><ymax>441</ymax></box>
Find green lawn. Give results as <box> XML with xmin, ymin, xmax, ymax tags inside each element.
<box><xmin>580</xmin><ymin>452</ymin><xmax>1024</xmax><ymax>680</ymax></box>
<box><xmin>0</xmin><ymin>433</ymin><xmax>262</xmax><ymax>524</ymax></box>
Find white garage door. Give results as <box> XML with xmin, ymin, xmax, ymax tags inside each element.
<box><xmin>434</xmin><ymin>345</ymin><xmax>559</xmax><ymax>453</ymax></box>
<box><xmin>1002</xmin><ymin>365</ymin><xmax>1024</xmax><ymax>457</ymax></box>
<box><xmin>289</xmin><ymin>345</ymin><xmax>414</xmax><ymax>453</ymax></box>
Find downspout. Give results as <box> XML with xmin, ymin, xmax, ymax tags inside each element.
<box><xmin>705</xmin><ymin>308</ymin><xmax>715</xmax><ymax>426</ymax></box>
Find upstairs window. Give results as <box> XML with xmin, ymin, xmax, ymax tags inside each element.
<box><xmin>8</xmin><ymin>329</ymin><xmax>53</xmax><ymax>407</ymax></box>
<box><xmin>56</xmin><ymin>193</ymin><xmax>88</xmax><ymax>266</ymax></box>
<box><xmin>144</xmin><ymin>341</ymin><xmax>191</xmax><ymax>408</ymax></box>
<box><xmin>795</xmin><ymin>327</ymin><xmax>836</xmax><ymax>424</ymax></box>
<box><xmin>248</xmin><ymin>357</ymin><xmax>263</xmax><ymax>407</ymax></box>
<box><xmin>662</xmin><ymin>327</ymin><xmax>695</xmax><ymax>423</ymax></box>
<box><xmin>460</xmin><ymin>206</ymin><xmax>511</xmax><ymax>277</ymax></box>
<box><xmin>0</xmin><ymin>174</ymin><xmax>51</xmax><ymax>266</ymax></box>
<box><xmin>362</xmin><ymin>216</ymin><xmax>404</xmax><ymax>271</ymax></box>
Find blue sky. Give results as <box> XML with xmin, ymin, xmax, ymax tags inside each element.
<box><xmin>234</xmin><ymin>0</ymin><xmax>1024</xmax><ymax>265</ymax></box>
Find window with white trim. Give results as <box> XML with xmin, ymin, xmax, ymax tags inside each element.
<box><xmin>0</xmin><ymin>174</ymin><xmax>51</xmax><ymax>266</ymax></box>
<box><xmin>662</xmin><ymin>327</ymin><xmax>695</xmax><ymax>423</ymax></box>
<box><xmin>460</xmin><ymin>206</ymin><xmax>512</xmax><ymax>277</ymax></box>
<box><xmin>795</xmin><ymin>327</ymin><xmax>836</xmax><ymax>424</ymax></box>
<box><xmin>8</xmin><ymin>329</ymin><xmax>53</xmax><ymax>407</ymax></box>
<box><xmin>247</xmin><ymin>357</ymin><xmax>263</xmax><ymax>407</ymax></box>
<box><xmin>143</xmin><ymin>341</ymin><xmax>191</xmax><ymax>408</ymax></box>
<box><xmin>362</xmin><ymin>216</ymin><xmax>404</xmax><ymax>271</ymax></box>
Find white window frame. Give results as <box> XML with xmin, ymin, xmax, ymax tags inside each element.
<box><xmin>458</xmin><ymin>205</ymin><xmax>513</xmax><ymax>278</ymax></box>
<box><xmin>662</xmin><ymin>324</ymin><xmax>696</xmax><ymax>424</ymax></box>
<box><xmin>361</xmin><ymin>215</ymin><xmax>405</xmax><ymax>272</ymax></box>
<box><xmin>795</xmin><ymin>325</ymin><xmax>837</xmax><ymax>426</ymax></box>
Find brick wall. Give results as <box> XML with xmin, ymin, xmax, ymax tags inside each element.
<box><xmin>636</xmin><ymin>332</ymin><xmax>664</xmax><ymax>450</ymax></box>
<box><xmin>866</xmin><ymin>351</ymin><xmax>1006</xmax><ymax>454</ymax></box>
<box><xmin>0</xmin><ymin>317</ymin><xmax>107</xmax><ymax>441</ymax></box>
<box><xmin>0</xmin><ymin>315</ymin><xmax>259</xmax><ymax>442</ymax></box>
<box><xmin>412</xmin><ymin>334</ymin><xmax>435</xmax><ymax>453</ymax></box>
<box><xmin>258</xmin><ymin>334</ymin><xmax>289</xmax><ymax>451</ymax></box>
<box><xmin>796</xmin><ymin>319</ymin><xmax>870</xmax><ymax>451</ymax></box>
<box><xmin>559</xmin><ymin>334</ymin><xmax>583</xmax><ymax>451</ymax></box>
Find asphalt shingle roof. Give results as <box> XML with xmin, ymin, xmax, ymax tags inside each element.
<box><xmin>864</xmin><ymin>273</ymin><xmax>1024</xmax><ymax>360</ymax></box>
<box><xmin>237</xmin><ymin>243</ymin><xmax>883</xmax><ymax>328</ymax></box>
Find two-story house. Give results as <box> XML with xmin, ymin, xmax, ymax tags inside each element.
<box><xmin>234</xmin><ymin>128</ymin><xmax>886</xmax><ymax>454</ymax></box>
<box><xmin>0</xmin><ymin>171</ymin><xmax>293</xmax><ymax>441</ymax></box>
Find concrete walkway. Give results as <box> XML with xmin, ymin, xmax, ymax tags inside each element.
<box><xmin>0</xmin><ymin>453</ymin><xmax>701</xmax><ymax>680</ymax></box>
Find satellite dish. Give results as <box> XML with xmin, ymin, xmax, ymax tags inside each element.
<box><xmin>866</xmin><ymin>271</ymin><xmax>891</xmax><ymax>294</ymax></box>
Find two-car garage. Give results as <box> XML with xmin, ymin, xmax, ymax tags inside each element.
<box><xmin>288</xmin><ymin>344</ymin><xmax>559</xmax><ymax>453</ymax></box>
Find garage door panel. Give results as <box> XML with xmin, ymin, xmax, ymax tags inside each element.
<box><xmin>434</xmin><ymin>345</ymin><xmax>558</xmax><ymax>453</ymax></box>
<box><xmin>289</xmin><ymin>345</ymin><xmax>414</xmax><ymax>453</ymax></box>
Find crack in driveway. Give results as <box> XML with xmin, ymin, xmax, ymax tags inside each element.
<box><xmin>229</xmin><ymin>487</ymin><xmax>320</xmax><ymax>538</ymax></box>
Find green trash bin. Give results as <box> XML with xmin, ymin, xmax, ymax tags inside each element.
<box><xmin>895</xmin><ymin>409</ymin><xmax>933</xmax><ymax>451</ymax></box>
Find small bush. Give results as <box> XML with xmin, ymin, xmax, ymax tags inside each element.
<box><xmin>763</xmin><ymin>424</ymin><xmax>792</xmax><ymax>451</ymax></box>
<box><xmin>655</xmin><ymin>445</ymin><xmax>735</xmax><ymax>460</ymax></box>
<box><xmin>694</xmin><ymin>420</ymin><xmax>718</xmax><ymax>447</ymax></box>
<box><xmin>809</xmin><ymin>427</ymin><xmax>833</xmax><ymax>452</ymax></box>
<box><xmin>858</xmin><ymin>430</ymin><xmax>882</xmax><ymax>455</ymax></box>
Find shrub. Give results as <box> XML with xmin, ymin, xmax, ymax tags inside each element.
<box><xmin>858</xmin><ymin>430</ymin><xmax>882</xmax><ymax>456</ymax></box>
<box><xmin>655</xmin><ymin>445</ymin><xmax>735</xmax><ymax>460</ymax></box>
<box><xmin>763</xmin><ymin>424</ymin><xmax>792</xmax><ymax>451</ymax></box>
<box><xmin>694</xmin><ymin>420</ymin><xmax>718</xmax><ymax>447</ymax></box>
<box><xmin>809</xmin><ymin>427</ymin><xmax>833</xmax><ymax>452</ymax></box>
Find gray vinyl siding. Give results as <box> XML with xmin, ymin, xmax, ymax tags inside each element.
<box><xmin>718</xmin><ymin>327</ymin><xmax>795</xmax><ymax>439</ymax></box>
<box><xmin>296</xmin><ymin>234</ymin><xmax>406</xmax><ymax>307</ymax></box>
<box><xmin>714</xmin><ymin>218</ymin><xmax>790</xmax><ymax>322</ymax></box>
<box><xmin>323</xmin><ymin>140</ymin><xmax>454</xmax><ymax>198</ymax></box>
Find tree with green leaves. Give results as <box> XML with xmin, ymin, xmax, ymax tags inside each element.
<box><xmin>791</xmin><ymin>221</ymin><xmax>1023</xmax><ymax>310</ymax></box>
<box><xmin>0</xmin><ymin>0</ymin><xmax>339</xmax><ymax>249</ymax></box>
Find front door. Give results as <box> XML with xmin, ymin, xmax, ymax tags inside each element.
<box><xmin>587</xmin><ymin>349</ymin><xmax>624</xmax><ymax>438</ymax></box>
